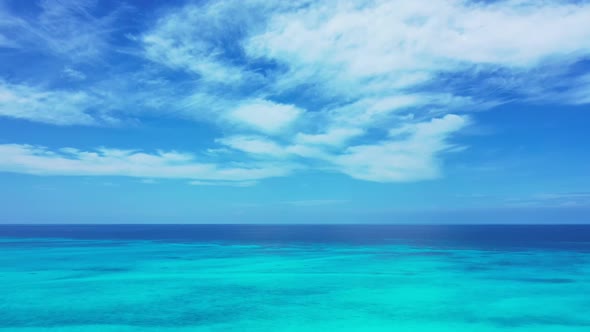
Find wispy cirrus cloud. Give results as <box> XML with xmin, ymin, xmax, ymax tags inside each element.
<box><xmin>139</xmin><ymin>0</ymin><xmax>268</xmax><ymax>84</ymax></box>
<box><xmin>535</xmin><ymin>72</ymin><xmax>590</xmax><ymax>105</ymax></box>
<box><xmin>0</xmin><ymin>144</ymin><xmax>292</xmax><ymax>184</ymax></box>
<box><xmin>505</xmin><ymin>192</ymin><xmax>590</xmax><ymax>208</ymax></box>
<box><xmin>0</xmin><ymin>80</ymin><xmax>99</xmax><ymax>125</ymax></box>
<box><xmin>189</xmin><ymin>180</ymin><xmax>258</xmax><ymax>187</ymax></box>
<box><xmin>0</xmin><ymin>0</ymin><xmax>124</xmax><ymax>62</ymax></box>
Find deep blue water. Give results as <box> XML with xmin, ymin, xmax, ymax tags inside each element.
<box><xmin>1</xmin><ymin>224</ymin><xmax>590</xmax><ymax>250</ymax></box>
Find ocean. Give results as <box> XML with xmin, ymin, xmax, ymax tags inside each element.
<box><xmin>1</xmin><ymin>224</ymin><xmax>589</xmax><ymax>331</ymax></box>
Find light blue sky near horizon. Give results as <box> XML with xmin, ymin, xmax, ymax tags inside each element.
<box><xmin>0</xmin><ymin>0</ymin><xmax>589</xmax><ymax>224</ymax></box>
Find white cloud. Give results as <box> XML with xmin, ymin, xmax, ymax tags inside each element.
<box><xmin>326</xmin><ymin>95</ymin><xmax>425</xmax><ymax>128</ymax></box>
<box><xmin>284</xmin><ymin>144</ymin><xmax>329</xmax><ymax>159</ymax></box>
<box><xmin>247</xmin><ymin>0</ymin><xmax>590</xmax><ymax>75</ymax></box>
<box><xmin>0</xmin><ymin>144</ymin><xmax>292</xmax><ymax>182</ymax></box>
<box><xmin>0</xmin><ymin>80</ymin><xmax>97</xmax><ymax>125</ymax></box>
<box><xmin>215</xmin><ymin>114</ymin><xmax>468</xmax><ymax>182</ymax></box>
<box><xmin>225</xmin><ymin>99</ymin><xmax>303</xmax><ymax>134</ymax></box>
<box><xmin>295</xmin><ymin>127</ymin><xmax>364</xmax><ymax>146</ymax></box>
<box><xmin>333</xmin><ymin>114</ymin><xmax>468</xmax><ymax>182</ymax></box>
<box><xmin>63</xmin><ymin>67</ymin><xmax>87</xmax><ymax>81</ymax></box>
<box><xmin>217</xmin><ymin>135</ymin><xmax>286</xmax><ymax>156</ymax></box>
<box><xmin>243</xmin><ymin>0</ymin><xmax>590</xmax><ymax>115</ymax></box>
<box><xmin>217</xmin><ymin>135</ymin><xmax>331</xmax><ymax>160</ymax></box>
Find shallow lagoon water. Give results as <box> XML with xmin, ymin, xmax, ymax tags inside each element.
<box><xmin>1</xmin><ymin>225</ymin><xmax>589</xmax><ymax>331</ymax></box>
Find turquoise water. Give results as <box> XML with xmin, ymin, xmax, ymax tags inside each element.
<box><xmin>1</xmin><ymin>225</ymin><xmax>590</xmax><ymax>331</ymax></box>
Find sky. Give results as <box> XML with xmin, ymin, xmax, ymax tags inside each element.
<box><xmin>0</xmin><ymin>0</ymin><xmax>589</xmax><ymax>224</ymax></box>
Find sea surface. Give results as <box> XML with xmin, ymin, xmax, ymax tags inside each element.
<box><xmin>1</xmin><ymin>224</ymin><xmax>589</xmax><ymax>331</ymax></box>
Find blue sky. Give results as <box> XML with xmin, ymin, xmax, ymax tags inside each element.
<box><xmin>0</xmin><ymin>0</ymin><xmax>589</xmax><ymax>223</ymax></box>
